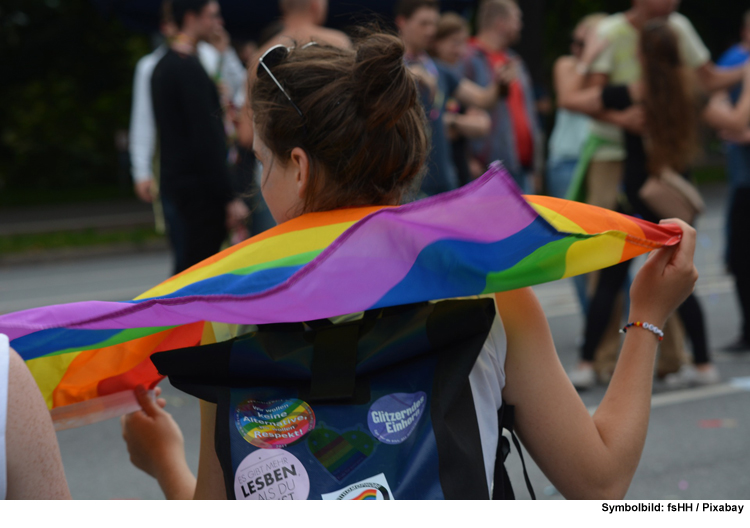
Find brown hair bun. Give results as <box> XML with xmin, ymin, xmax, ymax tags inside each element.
<box><xmin>353</xmin><ymin>33</ymin><xmax>417</xmax><ymax>129</ymax></box>
<box><xmin>251</xmin><ymin>30</ymin><xmax>428</xmax><ymax>214</ymax></box>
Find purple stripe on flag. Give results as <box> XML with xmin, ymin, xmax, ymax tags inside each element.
<box><xmin>0</xmin><ymin>165</ymin><xmax>536</xmax><ymax>339</ymax></box>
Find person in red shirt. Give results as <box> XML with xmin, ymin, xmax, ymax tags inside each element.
<box><xmin>460</xmin><ymin>0</ymin><xmax>542</xmax><ymax>192</ymax></box>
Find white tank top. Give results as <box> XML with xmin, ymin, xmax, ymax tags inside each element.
<box><xmin>469</xmin><ymin>307</ymin><xmax>508</xmax><ymax>498</ymax></box>
<box><xmin>0</xmin><ymin>334</ymin><xmax>9</xmax><ymax>500</ymax></box>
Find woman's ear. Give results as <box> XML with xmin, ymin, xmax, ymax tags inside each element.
<box><xmin>290</xmin><ymin>147</ymin><xmax>310</xmax><ymax>198</ymax></box>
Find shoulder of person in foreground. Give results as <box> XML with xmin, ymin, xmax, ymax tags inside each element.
<box><xmin>5</xmin><ymin>347</ymin><xmax>70</xmax><ymax>499</ymax></box>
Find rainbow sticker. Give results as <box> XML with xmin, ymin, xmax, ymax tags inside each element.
<box><xmin>307</xmin><ymin>425</ymin><xmax>375</xmax><ymax>481</ymax></box>
<box><xmin>351</xmin><ymin>489</ymin><xmax>378</xmax><ymax>500</ymax></box>
<box><xmin>321</xmin><ymin>473</ymin><xmax>394</xmax><ymax>500</ymax></box>
<box><xmin>235</xmin><ymin>399</ymin><xmax>316</xmax><ymax>449</ymax></box>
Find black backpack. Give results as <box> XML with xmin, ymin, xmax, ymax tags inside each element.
<box><xmin>153</xmin><ymin>298</ymin><xmax>535</xmax><ymax>500</ymax></box>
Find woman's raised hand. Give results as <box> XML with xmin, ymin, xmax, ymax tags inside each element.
<box><xmin>629</xmin><ymin>219</ymin><xmax>699</xmax><ymax>329</ymax></box>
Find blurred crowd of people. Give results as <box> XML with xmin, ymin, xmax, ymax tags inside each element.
<box><xmin>127</xmin><ymin>0</ymin><xmax>750</xmax><ymax>391</ymax></box>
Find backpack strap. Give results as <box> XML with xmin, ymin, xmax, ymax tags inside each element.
<box><xmin>493</xmin><ymin>402</ymin><xmax>536</xmax><ymax>500</ymax></box>
<box><xmin>302</xmin><ymin>309</ymin><xmax>384</xmax><ymax>403</ymax></box>
<box><xmin>307</xmin><ymin>323</ymin><xmax>360</xmax><ymax>402</ymax></box>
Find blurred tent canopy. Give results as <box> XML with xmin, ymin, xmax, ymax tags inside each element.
<box><xmin>90</xmin><ymin>0</ymin><xmax>478</xmax><ymax>40</ymax></box>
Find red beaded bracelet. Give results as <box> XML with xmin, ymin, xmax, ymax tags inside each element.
<box><xmin>620</xmin><ymin>321</ymin><xmax>664</xmax><ymax>341</ymax></box>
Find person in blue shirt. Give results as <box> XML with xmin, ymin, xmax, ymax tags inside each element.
<box><xmin>395</xmin><ymin>0</ymin><xmax>510</xmax><ymax>197</ymax></box>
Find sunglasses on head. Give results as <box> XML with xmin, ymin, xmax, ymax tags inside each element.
<box><xmin>257</xmin><ymin>42</ymin><xmax>317</xmax><ymax>133</ymax></box>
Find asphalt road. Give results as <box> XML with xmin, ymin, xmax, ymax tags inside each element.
<box><xmin>1</xmin><ymin>183</ymin><xmax>748</xmax><ymax>500</ymax></box>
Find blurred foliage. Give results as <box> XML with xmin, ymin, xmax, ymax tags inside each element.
<box><xmin>0</xmin><ymin>0</ymin><xmax>149</xmax><ymax>201</ymax></box>
<box><xmin>0</xmin><ymin>227</ymin><xmax>163</xmax><ymax>254</ymax></box>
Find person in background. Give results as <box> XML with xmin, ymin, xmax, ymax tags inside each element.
<box><xmin>565</xmin><ymin>22</ymin><xmax>750</xmax><ymax>388</ymax></box>
<box><xmin>544</xmin><ymin>13</ymin><xmax>607</xmax><ymax>324</ymax></box>
<box><xmin>233</xmin><ymin>1</ymin><xmax>349</xmax><ymax>236</ymax></box>
<box><xmin>575</xmin><ymin>0</ymin><xmax>746</xmax><ymax>213</ymax></box>
<box><xmin>714</xmin><ymin>10</ymin><xmax>750</xmax><ymax>352</ymax></box>
<box><xmin>129</xmin><ymin>1</ymin><xmax>246</xmax><ymax>208</ymax></box>
<box><xmin>235</xmin><ymin>0</ymin><xmax>351</xmax><ymax>152</ymax></box>
<box><xmin>151</xmin><ymin>0</ymin><xmax>249</xmax><ymax>275</ymax></box>
<box><xmin>396</xmin><ymin>0</ymin><xmax>511</xmax><ymax>196</ymax></box>
<box><xmin>237</xmin><ymin>40</ymin><xmax>259</xmax><ymax>68</ymax></box>
<box><xmin>0</xmin><ymin>335</ymin><xmax>70</xmax><ymax>500</ymax></box>
<box><xmin>460</xmin><ymin>0</ymin><xmax>543</xmax><ymax>192</ymax></box>
<box><xmin>276</xmin><ymin>0</ymin><xmax>350</xmax><ymax>49</ymax></box>
<box><xmin>561</xmin><ymin>0</ymin><xmax>746</xmax><ymax>388</ymax></box>
<box><xmin>547</xmin><ymin>13</ymin><xmax>606</xmax><ymax>200</ymax></box>
<box><xmin>430</xmin><ymin>12</ymin><xmax>491</xmax><ymax>187</ymax></box>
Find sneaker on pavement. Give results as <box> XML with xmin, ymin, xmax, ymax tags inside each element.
<box><xmin>664</xmin><ymin>365</ymin><xmax>696</xmax><ymax>389</ymax></box>
<box><xmin>664</xmin><ymin>364</ymin><xmax>720</xmax><ymax>389</ymax></box>
<box><xmin>694</xmin><ymin>364</ymin><xmax>721</xmax><ymax>385</ymax></box>
<box><xmin>569</xmin><ymin>364</ymin><xmax>596</xmax><ymax>390</ymax></box>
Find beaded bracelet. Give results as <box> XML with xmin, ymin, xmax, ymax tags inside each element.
<box><xmin>620</xmin><ymin>321</ymin><xmax>664</xmax><ymax>341</ymax></box>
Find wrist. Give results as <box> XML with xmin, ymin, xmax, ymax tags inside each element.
<box><xmin>155</xmin><ymin>455</ymin><xmax>195</xmax><ymax>499</ymax></box>
<box><xmin>159</xmin><ymin>464</ymin><xmax>197</xmax><ymax>500</ymax></box>
<box><xmin>627</xmin><ymin>312</ymin><xmax>667</xmax><ymax>333</ymax></box>
<box><xmin>153</xmin><ymin>449</ymin><xmax>189</xmax><ymax>482</ymax></box>
<box><xmin>621</xmin><ymin>320</ymin><xmax>664</xmax><ymax>342</ymax></box>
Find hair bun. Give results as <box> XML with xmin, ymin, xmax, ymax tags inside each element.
<box><xmin>353</xmin><ymin>33</ymin><xmax>417</xmax><ymax>129</ymax></box>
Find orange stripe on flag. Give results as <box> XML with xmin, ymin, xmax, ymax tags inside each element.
<box><xmin>161</xmin><ymin>206</ymin><xmax>385</xmax><ymax>284</ymax></box>
<box><xmin>96</xmin><ymin>322</ymin><xmax>205</xmax><ymax>397</ymax></box>
<box><xmin>525</xmin><ymin>196</ymin><xmax>647</xmax><ymax>239</ymax></box>
<box><xmin>52</xmin><ymin>323</ymin><xmax>202</xmax><ymax>408</ymax></box>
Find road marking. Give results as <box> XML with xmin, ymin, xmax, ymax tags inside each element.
<box><xmin>587</xmin><ymin>377</ymin><xmax>750</xmax><ymax>413</ymax></box>
<box><xmin>535</xmin><ymin>274</ymin><xmax>736</xmax><ymax>319</ymax></box>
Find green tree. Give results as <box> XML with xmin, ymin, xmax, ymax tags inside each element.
<box><xmin>0</xmin><ymin>0</ymin><xmax>149</xmax><ymax>202</ymax></box>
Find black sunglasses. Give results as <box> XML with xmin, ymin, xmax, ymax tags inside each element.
<box><xmin>257</xmin><ymin>43</ymin><xmax>316</xmax><ymax>132</ymax></box>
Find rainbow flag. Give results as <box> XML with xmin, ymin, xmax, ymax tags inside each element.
<box><xmin>0</xmin><ymin>164</ymin><xmax>681</xmax><ymax>428</ymax></box>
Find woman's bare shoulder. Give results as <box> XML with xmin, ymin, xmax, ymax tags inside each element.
<box><xmin>494</xmin><ymin>287</ymin><xmax>546</xmax><ymax>329</ymax></box>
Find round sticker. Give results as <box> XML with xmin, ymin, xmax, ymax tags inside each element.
<box><xmin>235</xmin><ymin>399</ymin><xmax>316</xmax><ymax>449</ymax></box>
<box><xmin>234</xmin><ymin>449</ymin><xmax>310</xmax><ymax>500</ymax></box>
<box><xmin>367</xmin><ymin>392</ymin><xmax>427</xmax><ymax>445</ymax></box>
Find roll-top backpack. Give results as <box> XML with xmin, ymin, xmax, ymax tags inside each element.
<box><xmin>153</xmin><ymin>298</ymin><xmax>535</xmax><ymax>500</ymax></box>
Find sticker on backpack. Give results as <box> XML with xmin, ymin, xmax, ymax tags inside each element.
<box><xmin>321</xmin><ymin>473</ymin><xmax>394</xmax><ymax>500</ymax></box>
<box><xmin>234</xmin><ymin>449</ymin><xmax>310</xmax><ymax>500</ymax></box>
<box><xmin>235</xmin><ymin>398</ymin><xmax>316</xmax><ymax>449</ymax></box>
<box><xmin>307</xmin><ymin>425</ymin><xmax>376</xmax><ymax>481</ymax></box>
<box><xmin>367</xmin><ymin>392</ymin><xmax>427</xmax><ymax>445</ymax></box>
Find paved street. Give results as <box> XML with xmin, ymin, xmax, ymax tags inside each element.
<box><xmin>1</xmin><ymin>183</ymin><xmax>748</xmax><ymax>500</ymax></box>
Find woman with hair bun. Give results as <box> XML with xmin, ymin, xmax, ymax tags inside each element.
<box><xmin>123</xmin><ymin>31</ymin><xmax>700</xmax><ymax>500</ymax></box>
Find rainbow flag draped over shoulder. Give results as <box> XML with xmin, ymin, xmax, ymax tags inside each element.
<box><xmin>0</xmin><ymin>164</ymin><xmax>681</xmax><ymax>427</ymax></box>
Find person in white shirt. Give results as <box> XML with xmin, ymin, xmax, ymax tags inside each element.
<box><xmin>129</xmin><ymin>1</ymin><xmax>246</xmax><ymax>204</ymax></box>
